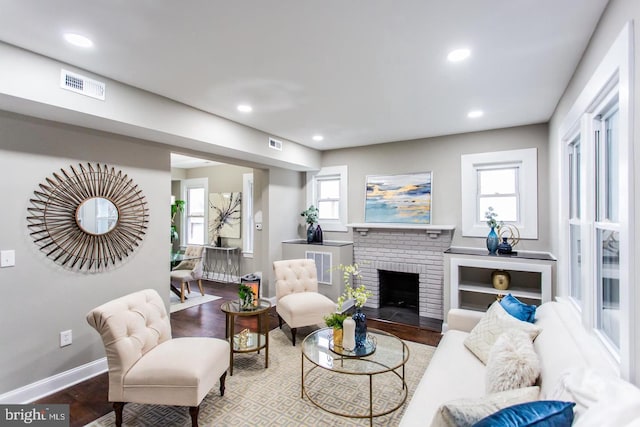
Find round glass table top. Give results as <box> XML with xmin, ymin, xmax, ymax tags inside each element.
<box><xmin>220</xmin><ymin>298</ymin><xmax>271</xmax><ymax>314</ymax></box>
<box><xmin>301</xmin><ymin>327</ymin><xmax>409</xmax><ymax>375</ymax></box>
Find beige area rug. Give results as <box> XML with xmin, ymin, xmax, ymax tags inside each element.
<box><xmin>169</xmin><ymin>292</ymin><xmax>221</xmax><ymax>313</ymax></box>
<box><xmin>86</xmin><ymin>328</ymin><xmax>435</xmax><ymax>426</ymax></box>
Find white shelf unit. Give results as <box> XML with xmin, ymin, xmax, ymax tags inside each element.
<box><xmin>446</xmin><ymin>255</ymin><xmax>553</xmax><ymax>315</ymax></box>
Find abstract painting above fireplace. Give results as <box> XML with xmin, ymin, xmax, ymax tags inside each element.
<box><xmin>364</xmin><ymin>172</ymin><xmax>432</xmax><ymax>224</ymax></box>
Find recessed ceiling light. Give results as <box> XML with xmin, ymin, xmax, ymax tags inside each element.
<box><xmin>467</xmin><ymin>110</ymin><xmax>484</xmax><ymax>118</ymax></box>
<box><xmin>237</xmin><ymin>104</ymin><xmax>252</xmax><ymax>113</ymax></box>
<box><xmin>312</xmin><ymin>135</ymin><xmax>324</xmax><ymax>142</ymax></box>
<box><xmin>63</xmin><ymin>33</ymin><xmax>93</xmax><ymax>48</ymax></box>
<box><xmin>447</xmin><ymin>48</ymin><xmax>471</xmax><ymax>62</ymax></box>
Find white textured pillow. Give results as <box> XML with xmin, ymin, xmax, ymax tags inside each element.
<box><xmin>549</xmin><ymin>367</ymin><xmax>640</xmax><ymax>426</ymax></box>
<box><xmin>429</xmin><ymin>386</ymin><xmax>540</xmax><ymax>427</ymax></box>
<box><xmin>464</xmin><ymin>301</ymin><xmax>542</xmax><ymax>364</ymax></box>
<box><xmin>486</xmin><ymin>329</ymin><xmax>540</xmax><ymax>393</ymax></box>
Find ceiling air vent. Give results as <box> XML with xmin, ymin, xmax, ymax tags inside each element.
<box><xmin>268</xmin><ymin>137</ymin><xmax>282</xmax><ymax>151</ymax></box>
<box><xmin>60</xmin><ymin>69</ymin><xmax>106</xmax><ymax>100</ymax></box>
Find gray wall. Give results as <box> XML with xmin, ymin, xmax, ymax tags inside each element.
<box><xmin>0</xmin><ymin>111</ymin><xmax>170</xmax><ymax>394</ymax></box>
<box><xmin>264</xmin><ymin>168</ymin><xmax>306</xmax><ymax>297</ymax></box>
<box><xmin>321</xmin><ymin>123</ymin><xmax>551</xmax><ymax>252</ymax></box>
<box><xmin>548</xmin><ymin>0</ymin><xmax>640</xmax><ymax>385</ymax></box>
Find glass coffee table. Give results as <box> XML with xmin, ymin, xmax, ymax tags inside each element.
<box><xmin>301</xmin><ymin>327</ymin><xmax>410</xmax><ymax>425</ymax></box>
<box><xmin>220</xmin><ymin>299</ymin><xmax>271</xmax><ymax>376</ymax></box>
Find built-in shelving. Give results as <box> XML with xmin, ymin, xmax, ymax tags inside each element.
<box><xmin>444</xmin><ymin>247</ymin><xmax>556</xmax><ymax>321</ymax></box>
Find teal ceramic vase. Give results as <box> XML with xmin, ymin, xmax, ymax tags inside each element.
<box><xmin>486</xmin><ymin>227</ymin><xmax>499</xmax><ymax>255</ymax></box>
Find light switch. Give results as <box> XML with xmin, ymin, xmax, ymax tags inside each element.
<box><xmin>0</xmin><ymin>250</ymin><xmax>15</xmax><ymax>267</ymax></box>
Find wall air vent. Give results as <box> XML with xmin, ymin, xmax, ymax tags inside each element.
<box><xmin>60</xmin><ymin>69</ymin><xmax>106</xmax><ymax>100</ymax></box>
<box><xmin>268</xmin><ymin>137</ymin><xmax>283</xmax><ymax>151</ymax></box>
<box><xmin>305</xmin><ymin>251</ymin><xmax>332</xmax><ymax>284</ymax></box>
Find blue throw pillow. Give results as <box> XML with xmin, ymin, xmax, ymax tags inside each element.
<box><xmin>472</xmin><ymin>400</ymin><xmax>575</xmax><ymax>427</ymax></box>
<box><xmin>500</xmin><ymin>294</ymin><xmax>537</xmax><ymax>323</ymax></box>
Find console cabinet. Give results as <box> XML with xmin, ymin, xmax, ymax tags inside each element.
<box><xmin>444</xmin><ymin>247</ymin><xmax>556</xmax><ymax>321</ymax></box>
<box><xmin>282</xmin><ymin>240</ymin><xmax>353</xmax><ymax>302</ymax></box>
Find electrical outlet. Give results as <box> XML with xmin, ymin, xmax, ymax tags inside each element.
<box><xmin>60</xmin><ymin>330</ymin><xmax>72</xmax><ymax>347</ymax></box>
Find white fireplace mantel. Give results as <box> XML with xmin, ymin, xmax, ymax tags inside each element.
<box><xmin>347</xmin><ymin>223</ymin><xmax>456</xmax><ymax>238</ymax></box>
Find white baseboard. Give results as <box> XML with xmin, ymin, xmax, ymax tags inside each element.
<box><xmin>0</xmin><ymin>357</ymin><xmax>107</xmax><ymax>404</ymax></box>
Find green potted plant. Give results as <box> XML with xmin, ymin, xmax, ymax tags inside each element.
<box><xmin>238</xmin><ymin>283</ymin><xmax>255</xmax><ymax>309</ymax></box>
<box><xmin>324</xmin><ymin>312</ymin><xmax>348</xmax><ymax>347</ymax></box>
<box><xmin>171</xmin><ymin>199</ymin><xmax>185</xmax><ymax>242</ymax></box>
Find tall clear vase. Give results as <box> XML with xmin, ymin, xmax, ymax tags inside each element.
<box><xmin>353</xmin><ymin>308</ymin><xmax>367</xmax><ymax>348</ymax></box>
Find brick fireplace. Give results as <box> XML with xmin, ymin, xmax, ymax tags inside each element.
<box><xmin>350</xmin><ymin>224</ymin><xmax>454</xmax><ymax>320</ymax></box>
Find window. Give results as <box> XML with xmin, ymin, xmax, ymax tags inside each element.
<box><xmin>461</xmin><ymin>148</ymin><xmax>537</xmax><ymax>238</ymax></box>
<box><xmin>595</xmin><ymin>104</ymin><xmax>620</xmax><ymax>350</ymax></box>
<box><xmin>317</xmin><ymin>176</ymin><xmax>340</xmax><ymax>220</ymax></box>
<box><xmin>477</xmin><ymin>166</ymin><xmax>519</xmax><ymax>222</ymax></box>
<box><xmin>563</xmin><ymin>97</ymin><xmax>624</xmax><ymax>354</ymax></box>
<box><xmin>242</xmin><ymin>173</ymin><xmax>254</xmax><ymax>255</ymax></box>
<box><xmin>559</xmin><ymin>23</ymin><xmax>632</xmax><ymax>379</ymax></box>
<box><xmin>307</xmin><ymin>165</ymin><xmax>348</xmax><ymax>232</ymax></box>
<box><xmin>181</xmin><ymin>178</ymin><xmax>207</xmax><ymax>245</ymax></box>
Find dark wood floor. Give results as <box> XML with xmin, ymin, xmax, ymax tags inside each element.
<box><xmin>36</xmin><ymin>280</ymin><xmax>443</xmax><ymax>426</ymax></box>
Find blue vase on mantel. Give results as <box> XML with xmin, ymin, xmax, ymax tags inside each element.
<box><xmin>353</xmin><ymin>308</ymin><xmax>367</xmax><ymax>348</ymax></box>
<box><xmin>486</xmin><ymin>226</ymin><xmax>499</xmax><ymax>255</ymax></box>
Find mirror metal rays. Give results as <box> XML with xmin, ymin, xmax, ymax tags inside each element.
<box><xmin>27</xmin><ymin>163</ymin><xmax>149</xmax><ymax>271</ymax></box>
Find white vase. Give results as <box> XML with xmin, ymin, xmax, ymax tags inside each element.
<box><xmin>342</xmin><ymin>317</ymin><xmax>356</xmax><ymax>351</ymax></box>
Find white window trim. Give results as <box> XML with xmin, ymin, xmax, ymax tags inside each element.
<box><xmin>242</xmin><ymin>173</ymin><xmax>254</xmax><ymax>257</ymax></box>
<box><xmin>566</xmin><ymin>132</ymin><xmax>584</xmax><ymax>309</ymax></box>
<box><xmin>180</xmin><ymin>178</ymin><xmax>208</xmax><ymax>246</ymax></box>
<box><xmin>461</xmin><ymin>148</ymin><xmax>538</xmax><ymax>238</ymax></box>
<box><xmin>306</xmin><ymin>165</ymin><xmax>348</xmax><ymax>232</ymax></box>
<box><xmin>558</xmin><ymin>22</ymin><xmax>634</xmax><ymax>382</ymax></box>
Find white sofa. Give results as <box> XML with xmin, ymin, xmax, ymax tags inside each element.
<box><xmin>400</xmin><ymin>301</ymin><xmax>640</xmax><ymax>426</ymax></box>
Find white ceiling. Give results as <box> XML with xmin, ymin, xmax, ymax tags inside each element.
<box><xmin>0</xmin><ymin>1</ymin><xmax>608</xmax><ymax>151</ymax></box>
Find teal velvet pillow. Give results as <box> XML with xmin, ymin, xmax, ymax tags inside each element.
<box><xmin>500</xmin><ymin>294</ymin><xmax>537</xmax><ymax>323</ymax></box>
<box><xmin>472</xmin><ymin>400</ymin><xmax>575</xmax><ymax>427</ymax></box>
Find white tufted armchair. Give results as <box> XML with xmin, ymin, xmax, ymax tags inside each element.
<box><xmin>273</xmin><ymin>259</ymin><xmax>337</xmax><ymax>345</ymax></box>
<box><xmin>86</xmin><ymin>289</ymin><xmax>229</xmax><ymax>427</ymax></box>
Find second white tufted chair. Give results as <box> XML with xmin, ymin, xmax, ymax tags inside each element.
<box><xmin>273</xmin><ymin>259</ymin><xmax>336</xmax><ymax>345</ymax></box>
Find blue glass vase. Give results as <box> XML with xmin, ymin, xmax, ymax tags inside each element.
<box><xmin>486</xmin><ymin>226</ymin><xmax>499</xmax><ymax>255</ymax></box>
<box><xmin>497</xmin><ymin>237</ymin><xmax>513</xmax><ymax>254</ymax></box>
<box><xmin>353</xmin><ymin>308</ymin><xmax>367</xmax><ymax>348</ymax></box>
<box><xmin>306</xmin><ymin>224</ymin><xmax>316</xmax><ymax>243</ymax></box>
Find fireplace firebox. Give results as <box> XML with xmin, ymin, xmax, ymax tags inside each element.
<box><xmin>378</xmin><ymin>270</ymin><xmax>419</xmax><ymax>312</ymax></box>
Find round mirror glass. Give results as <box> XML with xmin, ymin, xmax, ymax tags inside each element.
<box><xmin>76</xmin><ymin>197</ymin><xmax>119</xmax><ymax>234</ymax></box>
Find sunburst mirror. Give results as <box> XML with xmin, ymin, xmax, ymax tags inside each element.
<box><xmin>27</xmin><ymin>163</ymin><xmax>149</xmax><ymax>271</ymax></box>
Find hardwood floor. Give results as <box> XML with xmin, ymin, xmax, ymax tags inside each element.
<box><xmin>35</xmin><ymin>280</ymin><xmax>443</xmax><ymax>426</ymax></box>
